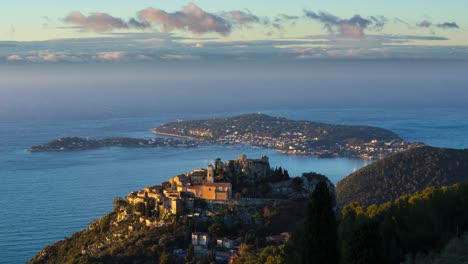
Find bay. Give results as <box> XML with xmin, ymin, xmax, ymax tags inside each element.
<box><xmin>0</xmin><ymin>107</ymin><xmax>467</xmax><ymax>264</ymax></box>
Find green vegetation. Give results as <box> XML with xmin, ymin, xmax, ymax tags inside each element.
<box><xmin>227</xmin><ymin>166</ymin><xmax>289</xmax><ymax>198</ymax></box>
<box><xmin>338</xmin><ymin>183</ymin><xmax>468</xmax><ymax>264</ymax></box>
<box><xmin>239</xmin><ymin>183</ymin><xmax>468</xmax><ymax>264</ymax></box>
<box><xmin>403</xmin><ymin>234</ymin><xmax>468</xmax><ymax>264</ymax></box>
<box><xmin>286</xmin><ymin>181</ymin><xmax>339</xmax><ymax>264</ymax></box>
<box><xmin>336</xmin><ymin>146</ymin><xmax>468</xmax><ymax>207</ymax></box>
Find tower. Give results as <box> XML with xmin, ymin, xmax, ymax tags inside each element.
<box><xmin>207</xmin><ymin>164</ymin><xmax>214</xmax><ymax>183</ymax></box>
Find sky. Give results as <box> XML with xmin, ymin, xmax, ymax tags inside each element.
<box><xmin>1</xmin><ymin>0</ymin><xmax>467</xmax><ymax>62</ymax></box>
<box><xmin>0</xmin><ymin>1</ymin><xmax>467</xmax><ymax>121</ymax></box>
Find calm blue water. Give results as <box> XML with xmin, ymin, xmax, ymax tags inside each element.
<box><xmin>0</xmin><ymin>108</ymin><xmax>467</xmax><ymax>264</ymax></box>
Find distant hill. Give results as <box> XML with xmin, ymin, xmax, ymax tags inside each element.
<box><xmin>153</xmin><ymin>113</ymin><xmax>417</xmax><ymax>159</ymax></box>
<box><xmin>28</xmin><ymin>137</ymin><xmax>199</xmax><ymax>152</ymax></box>
<box><xmin>154</xmin><ymin>113</ymin><xmax>401</xmax><ymax>143</ymax></box>
<box><xmin>336</xmin><ymin>146</ymin><xmax>468</xmax><ymax>207</ymax></box>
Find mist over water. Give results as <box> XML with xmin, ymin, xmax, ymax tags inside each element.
<box><xmin>1</xmin><ymin>59</ymin><xmax>467</xmax><ymax>122</ymax></box>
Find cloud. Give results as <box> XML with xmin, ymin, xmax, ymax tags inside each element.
<box><xmin>417</xmin><ymin>20</ymin><xmax>460</xmax><ymax>30</ymax></box>
<box><xmin>96</xmin><ymin>51</ymin><xmax>125</xmax><ymax>60</ymax></box>
<box><xmin>224</xmin><ymin>10</ymin><xmax>260</xmax><ymax>25</ymax></box>
<box><xmin>417</xmin><ymin>20</ymin><xmax>432</xmax><ymax>28</ymax></box>
<box><xmin>135</xmin><ymin>54</ymin><xmax>153</xmax><ymax>61</ymax></box>
<box><xmin>389</xmin><ymin>35</ymin><xmax>449</xmax><ymax>41</ymax></box>
<box><xmin>128</xmin><ymin>18</ymin><xmax>150</xmax><ymax>29</ymax></box>
<box><xmin>64</xmin><ymin>11</ymin><xmax>129</xmax><ymax>32</ymax></box>
<box><xmin>17</xmin><ymin>51</ymin><xmax>83</xmax><ymax>62</ymax></box>
<box><xmin>304</xmin><ymin>11</ymin><xmax>386</xmax><ymax>37</ymax></box>
<box><xmin>161</xmin><ymin>54</ymin><xmax>201</xmax><ymax>60</ymax></box>
<box><xmin>61</xmin><ymin>4</ymin><xmax>270</xmax><ymax>36</ymax></box>
<box><xmin>7</xmin><ymin>55</ymin><xmax>23</xmax><ymax>61</ymax></box>
<box><xmin>437</xmin><ymin>22</ymin><xmax>459</xmax><ymax>29</ymax></box>
<box><xmin>1</xmin><ymin>31</ymin><xmax>464</xmax><ymax>65</ymax></box>
<box><xmin>138</xmin><ymin>3</ymin><xmax>231</xmax><ymax>35</ymax></box>
<box><xmin>277</xmin><ymin>14</ymin><xmax>300</xmax><ymax>21</ymax></box>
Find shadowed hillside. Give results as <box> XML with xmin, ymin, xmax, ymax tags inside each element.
<box><xmin>336</xmin><ymin>146</ymin><xmax>468</xmax><ymax>207</ymax></box>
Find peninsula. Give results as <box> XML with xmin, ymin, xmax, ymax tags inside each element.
<box><xmin>153</xmin><ymin>113</ymin><xmax>421</xmax><ymax>159</ymax></box>
<box><xmin>27</xmin><ymin>136</ymin><xmax>200</xmax><ymax>152</ymax></box>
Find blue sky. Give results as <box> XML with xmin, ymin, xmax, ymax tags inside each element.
<box><xmin>0</xmin><ymin>0</ymin><xmax>467</xmax><ymax>62</ymax></box>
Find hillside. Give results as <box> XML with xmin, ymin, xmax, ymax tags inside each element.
<box><xmin>153</xmin><ymin>113</ymin><xmax>418</xmax><ymax>159</ymax></box>
<box><xmin>28</xmin><ymin>156</ymin><xmax>327</xmax><ymax>264</ymax></box>
<box><xmin>336</xmin><ymin>146</ymin><xmax>468</xmax><ymax>207</ymax></box>
<box><xmin>338</xmin><ymin>183</ymin><xmax>468</xmax><ymax>264</ymax></box>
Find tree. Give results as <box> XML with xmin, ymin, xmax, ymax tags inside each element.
<box><xmin>341</xmin><ymin>221</ymin><xmax>381</xmax><ymax>264</ymax></box>
<box><xmin>208</xmin><ymin>223</ymin><xmax>225</xmax><ymax>237</ymax></box>
<box><xmin>286</xmin><ymin>181</ymin><xmax>339</xmax><ymax>264</ymax></box>
<box><xmin>159</xmin><ymin>251</ymin><xmax>173</xmax><ymax>264</ymax></box>
<box><xmin>290</xmin><ymin>177</ymin><xmax>304</xmax><ymax>193</ymax></box>
<box><xmin>185</xmin><ymin>245</ymin><xmax>194</xmax><ymax>263</ymax></box>
<box><xmin>112</xmin><ymin>196</ymin><xmax>127</xmax><ymax>210</ymax></box>
<box><xmin>258</xmin><ymin>245</ymin><xmax>285</xmax><ymax>264</ymax></box>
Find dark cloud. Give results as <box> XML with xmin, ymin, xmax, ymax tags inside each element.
<box><xmin>272</xmin><ymin>14</ymin><xmax>300</xmax><ymax>29</ymax></box>
<box><xmin>369</xmin><ymin>16</ymin><xmax>387</xmax><ymax>31</ymax></box>
<box><xmin>304</xmin><ymin>11</ymin><xmax>386</xmax><ymax>37</ymax></box>
<box><xmin>128</xmin><ymin>18</ymin><xmax>150</xmax><ymax>29</ymax></box>
<box><xmin>277</xmin><ymin>14</ymin><xmax>300</xmax><ymax>20</ymax></box>
<box><xmin>437</xmin><ymin>22</ymin><xmax>459</xmax><ymax>29</ymax></box>
<box><xmin>137</xmin><ymin>3</ymin><xmax>232</xmax><ymax>35</ymax></box>
<box><xmin>417</xmin><ymin>20</ymin><xmax>432</xmax><ymax>28</ymax></box>
<box><xmin>417</xmin><ymin>20</ymin><xmax>459</xmax><ymax>30</ymax></box>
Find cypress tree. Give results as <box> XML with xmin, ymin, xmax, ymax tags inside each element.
<box><xmin>287</xmin><ymin>181</ymin><xmax>339</xmax><ymax>264</ymax></box>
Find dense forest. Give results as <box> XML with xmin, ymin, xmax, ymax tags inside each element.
<box><xmin>336</xmin><ymin>146</ymin><xmax>468</xmax><ymax>207</ymax></box>
<box><xmin>234</xmin><ymin>183</ymin><xmax>468</xmax><ymax>264</ymax></box>
<box><xmin>338</xmin><ymin>183</ymin><xmax>468</xmax><ymax>264</ymax></box>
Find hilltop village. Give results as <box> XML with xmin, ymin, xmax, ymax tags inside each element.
<box><xmin>93</xmin><ymin>154</ymin><xmax>331</xmax><ymax>263</ymax></box>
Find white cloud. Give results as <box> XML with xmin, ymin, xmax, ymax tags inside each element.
<box><xmin>7</xmin><ymin>55</ymin><xmax>23</xmax><ymax>61</ymax></box>
<box><xmin>96</xmin><ymin>51</ymin><xmax>125</xmax><ymax>61</ymax></box>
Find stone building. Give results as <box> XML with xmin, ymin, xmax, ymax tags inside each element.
<box><xmin>225</xmin><ymin>154</ymin><xmax>270</xmax><ymax>179</ymax></box>
<box><xmin>187</xmin><ymin>182</ymin><xmax>232</xmax><ymax>201</ymax></box>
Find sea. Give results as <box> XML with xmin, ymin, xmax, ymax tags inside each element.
<box><xmin>0</xmin><ymin>107</ymin><xmax>467</xmax><ymax>264</ymax></box>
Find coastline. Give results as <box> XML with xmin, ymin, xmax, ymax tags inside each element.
<box><xmin>152</xmin><ymin>130</ymin><xmax>385</xmax><ymax>160</ymax></box>
<box><xmin>151</xmin><ymin>130</ymin><xmax>200</xmax><ymax>141</ymax></box>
